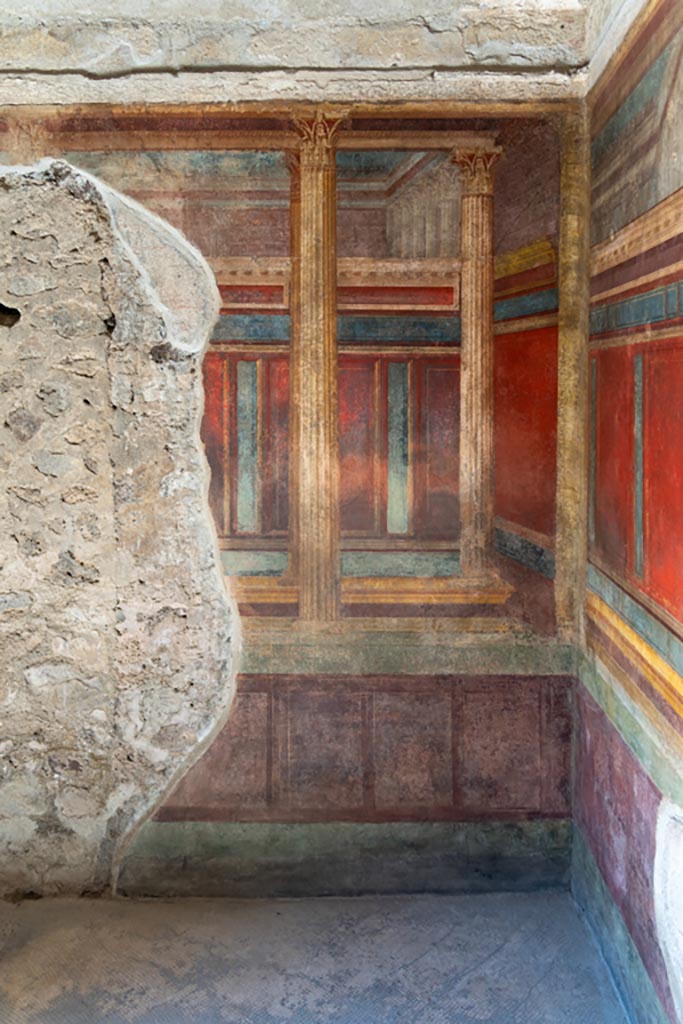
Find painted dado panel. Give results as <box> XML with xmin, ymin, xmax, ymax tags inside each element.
<box><xmin>156</xmin><ymin>675</ymin><xmax>572</xmax><ymax>824</ymax></box>
<box><xmin>575</xmin><ymin>687</ymin><xmax>676</xmax><ymax>1023</ymax></box>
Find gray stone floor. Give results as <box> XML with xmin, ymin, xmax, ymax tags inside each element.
<box><xmin>0</xmin><ymin>892</ymin><xmax>628</xmax><ymax>1024</ymax></box>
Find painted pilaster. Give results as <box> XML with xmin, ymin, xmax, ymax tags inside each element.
<box><xmin>292</xmin><ymin>113</ymin><xmax>342</xmax><ymax>621</ymax></box>
<box><xmin>285</xmin><ymin>152</ymin><xmax>301</xmax><ymax>582</ymax></box>
<box><xmin>451</xmin><ymin>143</ymin><xmax>502</xmax><ymax>577</ymax></box>
<box><xmin>555</xmin><ymin>110</ymin><xmax>590</xmax><ymax>643</ymax></box>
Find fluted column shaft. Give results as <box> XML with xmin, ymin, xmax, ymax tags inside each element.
<box><xmin>451</xmin><ymin>145</ymin><xmax>501</xmax><ymax>577</ymax></box>
<box><xmin>292</xmin><ymin>114</ymin><xmax>341</xmax><ymax>621</ymax></box>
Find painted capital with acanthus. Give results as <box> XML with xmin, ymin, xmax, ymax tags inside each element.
<box><xmin>451</xmin><ymin>146</ymin><xmax>503</xmax><ymax>196</ymax></box>
<box><xmin>292</xmin><ymin>111</ymin><xmax>347</xmax><ymax>166</ymax></box>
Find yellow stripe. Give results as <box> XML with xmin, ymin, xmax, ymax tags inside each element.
<box><xmin>587</xmin><ymin>592</ymin><xmax>683</xmax><ymax>718</ymax></box>
<box><xmin>495</xmin><ymin>239</ymin><xmax>556</xmax><ymax>280</ymax></box>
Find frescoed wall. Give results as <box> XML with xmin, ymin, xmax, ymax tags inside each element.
<box><xmin>577</xmin><ymin>3</ymin><xmax>683</xmax><ymax>1021</ymax></box>
<box><xmin>0</xmin><ymin>111</ymin><xmax>571</xmax><ymax>897</ymax></box>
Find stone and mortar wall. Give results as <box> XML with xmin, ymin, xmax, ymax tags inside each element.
<box><xmin>0</xmin><ymin>160</ymin><xmax>238</xmax><ymax>897</ymax></box>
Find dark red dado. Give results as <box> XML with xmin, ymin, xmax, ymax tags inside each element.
<box><xmin>156</xmin><ymin>675</ymin><xmax>572</xmax><ymax>824</ymax></box>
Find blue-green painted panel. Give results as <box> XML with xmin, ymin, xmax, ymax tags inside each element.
<box><xmin>495</xmin><ymin>528</ymin><xmax>555</xmax><ymax>579</ymax></box>
<box><xmin>493</xmin><ymin>288</ymin><xmax>559</xmax><ymax>323</ymax></box>
<box><xmin>634</xmin><ymin>354</ymin><xmax>644</xmax><ymax>579</ymax></box>
<box><xmin>590</xmin><ymin>358</ymin><xmax>597</xmax><ymax>546</ymax></box>
<box><xmin>587</xmin><ymin>564</ymin><xmax>683</xmax><ymax>676</ymax></box>
<box><xmin>590</xmin><ymin>280</ymin><xmax>683</xmax><ymax>337</ymax></box>
<box><xmin>387</xmin><ymin>362</ymin><xmax>410</xmax><ymax>534</ymax></box>
<box><xmin>591</xmin><ymin>45</ymin><xmax>671</xmax><ymax>166</ymax></box>
<box><xmin>236</xmin><ymin>361</ymin><xmax>259</xmax><ymax>533</ymax></box>
<box><xmin>342</xmin><ymin>551</ymin><xmax>460</xmax><ymax>577</ymax></box>
<box><xmin>338</xmin><ymin>316</ymin><xmax>461</xmax><ymax>345</ymax></box>
<box><xmin>213</xmin><ymin>314</ymin><xmax>291</xmax><ymax>342</ymax></box>
<box><xmin>221</xmin><ymin>551</ymin><xmax>287</xmax><ymax>577</ymax></box>
<box><xmin>336</xmin><ymin>150</ymin><xmax>411</xmax><ymax>179</ymax></box>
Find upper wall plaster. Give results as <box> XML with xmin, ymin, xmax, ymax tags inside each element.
<box><xmin>0</xmin><ymin>0</ymin><xmax>652</xmax><ymax>107</ymax></box>
<box><xmin>0</xmin><ymin>159</ymin><xmax>238</xmax><ymax>896</ymax></box>
<box><xmin>2</xmin><ymin>1</ymin><xmax>587</xmax><ymax>75</ymax></box>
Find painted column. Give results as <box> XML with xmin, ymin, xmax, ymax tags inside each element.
<box><xmin>555</xmin><ymin>110</ymin><xmax>590</xmax><ymax>642</ymax></box>
<box><xmin>285</xmin><ymin>152</ymin><xmax>301</xmax><ymax>582</ymax></box>
<box><xmin>292</xmin><ymin>113</ymin><xmax>342</xmax><ymax>621</ymax></box>
<box><xmin>451</xmin><ymin>143</ymin><xmax>502</xmax><ymax>577</ymax></box>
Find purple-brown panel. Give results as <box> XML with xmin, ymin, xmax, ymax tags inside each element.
<box><xmin>458</xmin><ymin>679</ymin><xmax>543</xmax><ymax>812</ymax></box>
<box><xmin>200</xmin><ymin>351</ymin><xmax>227</xmax><ymax>537</ymax></box>
<box><xmin>372</xmin><ymin>691</ymin><xmax>453</xmax><ymax>812</ymax></box>
<box><xmin>415</xmin><ymin>360</ymin><xmax>460</xmax><ymax>538</ymax></box>
<box><xmin>155</xmin><ymin>675</ymin><xmax>571</xmax><ymax>824</ymax></box>
<box><xmin>339</xmin><ymin>357</ymin><xmax>380</xmax><ymax>536</ymax></box>
<box><xmin>279</xmin><ymin>689</ymin><xmax>366</xmax><ymax>814</ymax></box>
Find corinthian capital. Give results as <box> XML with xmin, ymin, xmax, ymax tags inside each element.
<box><xmin>450</xmin><ymin>145</ymin><xmax>502</xmax><ymax>196</ymax></box>
<box><xmin>292</xmin><ymin>110</ymin><xmax>347</xmax><ymax>167</ymax></box>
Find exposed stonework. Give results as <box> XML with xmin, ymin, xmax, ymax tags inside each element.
<box><xmin>0</xmin><ymin>160</ymin><xmax>238</xmax><ymax>897</ymax></box>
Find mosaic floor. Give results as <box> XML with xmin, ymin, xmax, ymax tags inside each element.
<box><xmin>0</xmin><ymin>892</ymin><xmax>628</xmax><ymax>1023</ymax></box>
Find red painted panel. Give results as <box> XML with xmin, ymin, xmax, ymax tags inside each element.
<box><xmin>339</xmin><ymin>357</ymin><xmax>380</xmax><ymax>535</ymax></box>
<box><xmin>417</xmin><ymin>361</ymin><xmax>460</xmax><ymax>538</ymax></box>
<box><xmin>263</xmin><ymin>357</ymin><xmax>289</xmax><ymax>534</ymax></box>
<box><xmin>644</xmin><ymin>342</ymin><xmax>683</xmax><ymax>621</ymax></box>
<box><xmin>219</xmin><ymin>284</ymin><xmax>285</xmax><ymax>307</ymax></box>
<box><xmin>594</xmin><ymin>347</ymin><xmax>634</xmax><ymax>573</ymax></box>
<box><xmin>494</xmin><ymin>326</ymin><xmax>558</xmax><ymax>536</ymax></box>
<box><xmin>200</xmin><ymin>352</ymin><xmax>227</xmax><ymax>536</ymax></box>
<box><xmin>338</xmin><ymin>286</ymin><xmax>455</xmax><ymax>307</ymax></box>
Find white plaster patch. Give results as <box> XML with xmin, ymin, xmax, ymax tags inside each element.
<box><xmin>655</xmin><ymin>798</ymin><xmax>683</xmax><ymax>1023</ymax></box>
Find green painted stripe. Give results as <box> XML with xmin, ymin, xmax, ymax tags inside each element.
<box><xmin>221</xmin><ymin>551</ymin><xmax>287</xmax><ymax>577</ymax></box>
<box><xmin>589</xmin><ymin>359</ymin><xmax>597</xmax><ymax>546</ymax></box>
<box><xmin>493</xmin><ymin>288</ymin><xmax>558</xmax><ymax>322</ymax></box>
<box><xmin>338</xmin><ymin>316</ymin><xmax>461</xmax><ymax>345</ymax></box>
<box><xmin>241</xmin><ymin>635</ymin><xmax>576</xmax><ymax>677</ymax></box>
<box><xmin>634</xmin><ymin>354</ymin><xmax>644</xmax><ymax>579</ymax></box>
<box><xmin>387</xmin><ymin>362</ymin><xmax>410</xmax><ymax>535</ymax></box>
<box><xmin>495</xmin><ymin>528</ymin><xmax>555</xmax><ymax>579</ymax></box>
<box><xmin>578</xmin><ymin>652</ymin><xmax>683</xmax><ymax>806</ymax></box>
<box><xmin>342</xmin><ymin>550</ymin><xmax>460</xmax><ymax>577</ymax></box>
<box><xmin>587</xmin><ymin>565</ymin><xmax>683</xmax><ymax>678</ymax></box>
<box><xmin>572</xmin><ymin>827</ymin><xmax>671</xmax><ymax>1024</ymax></box>
<box><xmin>118</xmin><ymin>819</ymin><xmax>571</xmax><ymax>898</ymax></box>
<box><xmin>236</xmin><ymin>360</ymin><xmax>259</xmax><ymax>533</ymax></box>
